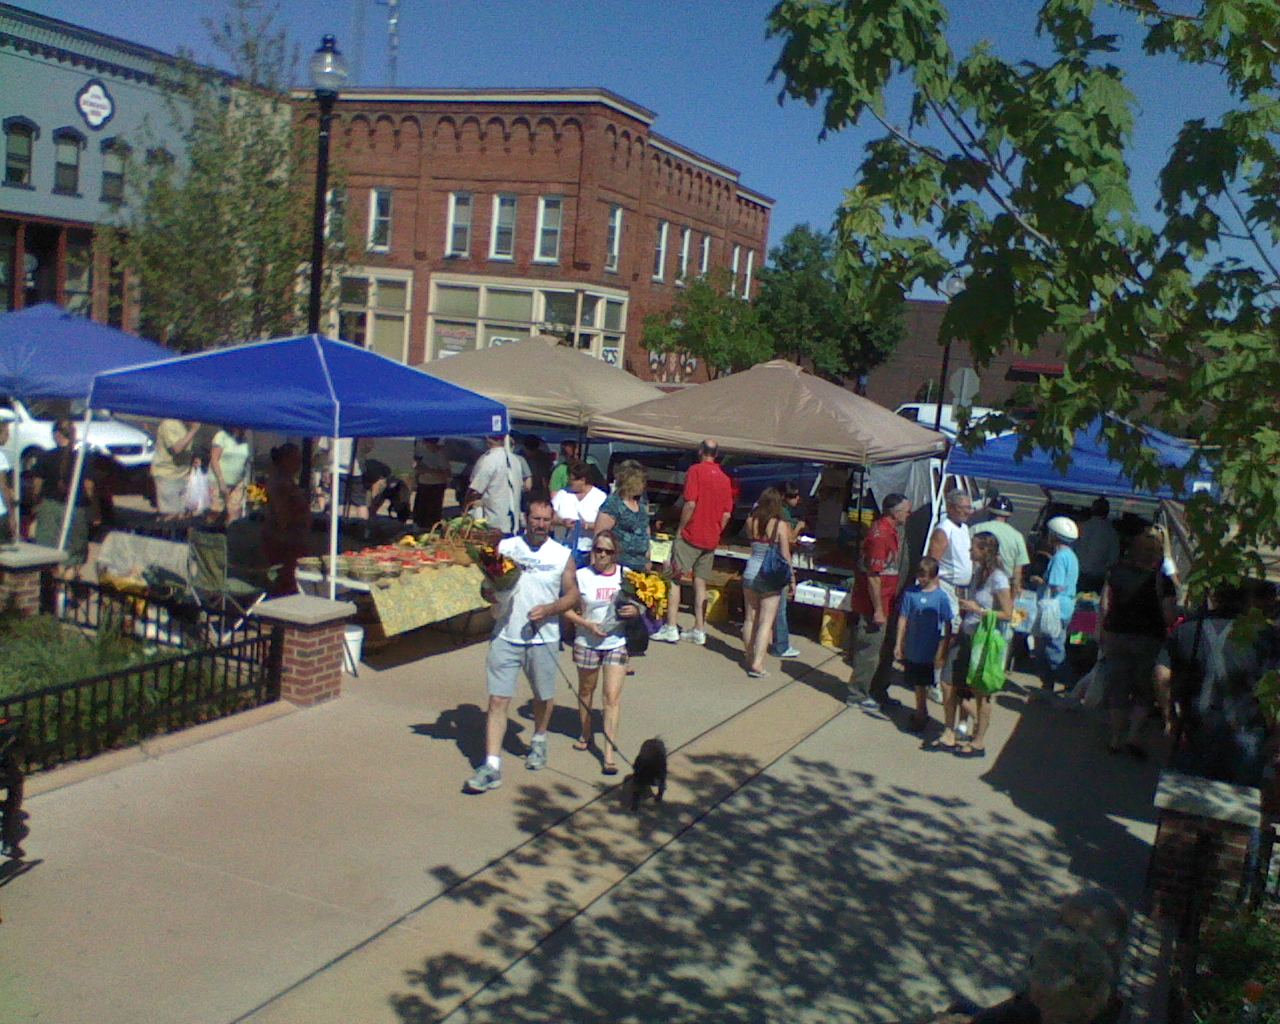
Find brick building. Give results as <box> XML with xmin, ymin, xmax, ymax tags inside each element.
<box><xmin>298</xmin><ymin>87</ymin><xmax>772</xmax><ymax>381</ymax></box>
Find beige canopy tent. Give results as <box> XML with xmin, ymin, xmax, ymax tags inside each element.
<box><xmin>588</xmin><ymin>359</ymin><xmax>949</xmax><ymax>464</ymax></box>
<box><xmin>419</xmin><ymin>336</ymin><xmax>664</xmax><ymax>427</ymax></box>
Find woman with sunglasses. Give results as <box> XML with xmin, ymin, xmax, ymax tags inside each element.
<box><xmin>563</xmin><ymin>529</ymin><xmax>639</xmax><ymax>774</ymax></box>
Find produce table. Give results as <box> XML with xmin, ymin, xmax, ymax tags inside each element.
<box><xmin>297</xmin><ymin>563</ymin><xmax>489</xmax><ymax>639</ymax></box>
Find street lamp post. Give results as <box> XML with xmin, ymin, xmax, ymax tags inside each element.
<box><xmin>935</xmin><ymin>276</ymin><xmax>964</xmax><ymax>432</ymax></box>
<box><xmin>302</xmin><ymin>35</ymin><xmax>348</xmax><ymax>488</ymax></box>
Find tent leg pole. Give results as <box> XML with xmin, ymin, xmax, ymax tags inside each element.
<box><xmin>56</xmin><ymin>409</ymin><xmax>93</xmax><ymax>553</ymax></box>
<box><xmin>329</xmin><ymin>437</ymin><xmax>339</xmax><ymax>602</ymax></box>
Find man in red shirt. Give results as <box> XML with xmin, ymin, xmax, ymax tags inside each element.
<box><xmin>848</xmin><ymin>493</ymin><xmax>911</xmax><ymax>711</ymax></box>
<box><xmin>655</xmin><ymin>439</ymin><xmax>734</xmax><ymax>646</ymax></box>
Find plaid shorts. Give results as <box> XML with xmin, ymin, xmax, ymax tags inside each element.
<box><xmin>572</xmin><ymin>643</ymin><xmax>628</xmax><ymax>670</ymax></box>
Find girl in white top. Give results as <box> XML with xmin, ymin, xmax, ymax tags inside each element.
<box><xmin>563</xmin><ymin>529</ymin><xmax>639</xmax><ymax>775</ymax></box>
<box><xmin>947</xmin><ymin>533</ymin><xmax>1014</xmax><ymax>756</ymax></box>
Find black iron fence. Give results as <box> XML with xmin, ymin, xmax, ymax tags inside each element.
<box><xmin>0</xmin><ymin>577</ymin><xmax>281</xmax><ymax>774</ymax></box>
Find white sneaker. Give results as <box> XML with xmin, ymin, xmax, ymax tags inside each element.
<box><xmin>653</xmin><ymin>624</ymin><xmax>680</xmax><ymax>643</ymax></box>
<box><xmin>928</xmin><ymin>684</ymin><xmax>944</xmax><ymax>704</ymax></box>
<box><xmin>681</xmin><ymin>628</ymin><xmax>706</xmax><ymax>646</ymax></box>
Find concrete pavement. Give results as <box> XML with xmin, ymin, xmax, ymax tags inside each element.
<box><xmin>0</xmin><ymin>619</ymin><xmax>1160</xmax><ymax>1024</ymax></box>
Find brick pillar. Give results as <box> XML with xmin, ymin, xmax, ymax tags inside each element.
<box><xmin>0</xmin><ymin>544</ymin><xmax>66</xmax><ymax>617</ymax></box>
<box><xmin>1148</xmin><ymin>770</ymin><xmax>1261</xmax><ymax>923</ymax></box>
<box><xmin>252</xmin><ymin>594</ymin><xmax>355</xmax><ymax>707</ymax></box>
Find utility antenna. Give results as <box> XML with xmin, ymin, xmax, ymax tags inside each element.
<box><xmin>379</xmin><ymin>0</ymin><xmax>402</xmax><ymax>85</ymax></box>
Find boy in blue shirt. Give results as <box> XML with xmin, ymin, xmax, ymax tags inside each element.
<box><xmin>893</xmin><ymin>556</ymin><xmax>954</xmax><ymax>736</ymax></box>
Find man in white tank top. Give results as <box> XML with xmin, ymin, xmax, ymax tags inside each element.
<box><xmin>928</xmin><ymin>489</ymin><xmax>973</xmax><ymax>681</ymax></box>
<box><xmin>466</xmin><ymin>498</ymin><xmax>578</xmax><ymax>793</ymax></box>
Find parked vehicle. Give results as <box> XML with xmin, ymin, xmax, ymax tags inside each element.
<box><xmin>893</xmin><ymin>402</ymin><xmax>1002</xmax><ymax>438</ymax></box>
<box><xmin>0</xmin><ymin>398</ymin><xmax>155</xmax><ymax>472</ymax></box>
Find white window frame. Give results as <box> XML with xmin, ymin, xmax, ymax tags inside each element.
<box><xmin>700</xmin><ymin>234</ymin><xmax>711</xmax><ymax>275</ymax></box>
<box><xmin>653</xmin><ymin>220</ymin><xmax>669</xmax><ymax>281</ymax></box>
<box><xmin>446</xmin><ymin>191</ymin><xmax>472</xmax><ymax>257</ymax></box>
<box><xmin>744</xmin><ymin>249</ymin><xmax>755</xmax><ymax>300</ymax></box>
<box><xmin>677</xmin><ymin>226</ymin><xmax>691</xmax><ymax>284</ymax></box>
<box><xmin>325</xmin><ymin>186</ymin><xmax>346</xmax><ymax>241</ymax></box>
<box><xmin>535</xmin><ymin>195</ymin><xmax>563</xmax><ymax>263</ymax></box>
<box><xmin>490</xmin><ymin>193</ymin><xmax>517</xmax><ymax>260</ymax></box>
<box><xmin>730</xmin><ymin>244</ymin><xmax>741</xmax><ymax>296</ymax></box>
<box><xmin>367</xmin><ymin>187</ymin><xmax>393</xmax><ymax>252</ymax></box>
<box><xmin>605</xmin><ymin>205</ymin><xmax>622</xmax><ymax>272</ymax></box>
<box><xmin>333</xmin><ymin>266</ymin><xmax>414</xmax><ymax>363</ymax></box>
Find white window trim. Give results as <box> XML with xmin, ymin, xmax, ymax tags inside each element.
<box><xmin>534</xmin><ymin>195</ymin><xmax>563</xmax><ymax>264</ymax></box>
<box><xmin>744</xmin><ymin>250</ymin><xmax>755</xmax><ymax>300</ymax></box>
<box><xmin>445</xmin><ymin>191</ymin><xmax>471</xmax><ymax>257</ymax></box>
<box><xmin>677</xmin><ymin>226</ymin><xmax>691</xmax><ymax>284</ymax></box>
<box><xmin>730</xmin><ymin>244</ymin><xmax>741</xmax><ymax>296</ymax></box>
<box><xmin>700</xmin><ymin>234</ymin><xmax>711</xmax><ymax>275</ymax></box>
<box><xmin>367</xmin><ymin>188</ymin><xmax>392</xmax><ymax>252</ymax></box>
<box><xmin>653</xmin><ymin>220</ymin><xmax>669</xmax><ymax>282</ymax></box>
<box><xmin>489</xmin><ymin>193</ymin><xmax>517</xmax><ymax>261</ymax></box>
<box><xmin>332</xmin><ymin>265</ymin><xmax>414</xmax><ymax>364</ymax></box>
<box><xmin>605</xmin><ymin>205</ymin><xmax>622</xmax><ymax>273</ymax></box>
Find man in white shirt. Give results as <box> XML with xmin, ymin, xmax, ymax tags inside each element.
<box><xmin>466</xmin><ymin>499</ymin><xmax>579</xmax><ymax>793</ymax></box>
<box><xmin>550</xmin><ymin>461</ymin><xmax>607</xmax><ymax>560</ymax></box>
<box><xmin>928</xmin><ymin>489</ymin><xmax>973</xmax><ymax>686</ymax></box>
<box><xmin>464</xmin><ymin>435</ymin><xmax>525</xmax><ymax>535</ymax></box>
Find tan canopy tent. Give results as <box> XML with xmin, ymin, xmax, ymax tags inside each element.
<box><xmin>588</xmin><ymin>359</ymin><xmax>949</xmax><ymax>464</ymax></box>
<box><xmin>419</xmin><ymin>336</ymin><xmax>664</xmax><ymax>427</ymax></box>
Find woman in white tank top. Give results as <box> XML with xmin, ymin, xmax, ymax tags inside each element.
<box><xmin>563</xmin><ymin>529</ymin><xmax>639</xmax><ymax>775</ymax></box>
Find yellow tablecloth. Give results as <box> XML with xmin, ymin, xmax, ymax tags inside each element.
<box><xmin>365</xmin><ymin>563</ymin><xmax>489</xmax><ymax>637</ymax></box>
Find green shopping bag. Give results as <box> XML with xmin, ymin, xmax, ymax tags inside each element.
<box><xmin>966</xmin><ymin>611</ymin><xmax>1008</xmax><ymax>695</ymax></box>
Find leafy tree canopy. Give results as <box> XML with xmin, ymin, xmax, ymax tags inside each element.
<box><xmin>767</xmin><ymin>0</ymin><xmax>1280</xmax><ymax>589</ymax></box>
<box><xmin>755</xmin><ymin>223</ymin><xmax>903</xmax><ymax>381</ymax></box>
<box><xmin>112</xmin><ymin>0</ymin><xmax>341</xmax><ymax>351</ymax></box>
<box><xmin>642</xmin><ymin>268</ymin><xmax>774</xmax><ymax>378</ymax></box>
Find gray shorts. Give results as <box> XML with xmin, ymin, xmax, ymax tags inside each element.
<box><xmin>154</xmin><ymin>476</ymin><xmax>187</xmax><ymax>514</ymax></box>
<box><xmin>486</xmin><ymin>637</ymin><xmax>559</xmax><ymax>701</ymax></box>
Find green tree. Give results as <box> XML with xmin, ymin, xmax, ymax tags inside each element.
<box><xmin>767</xmin><ymin>0</ymin><xmax>1280</xmax><ymax>588</ymax></box>
<box><xmin>113</xmin><ymin>0</ymin><xmax>342</xmax><ymax>351</ymax></box>
<box><xmin>642</xmin><ymin>268</ymin><xmax>774</xmax><ymax>379</ymax></box>
<box><xmin>755</xmin><ymin>224</ymin><xmax>903</xmax><ymax>381</ymax></box>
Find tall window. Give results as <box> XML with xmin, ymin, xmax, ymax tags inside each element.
<box><xmin>605</xmin><ymin>205</ymin><xmax>622</xmax><ymax>272</ymax></box>
<box><xmin>4</xmin><ymin>119</ymin><xmax>36</xmax><ymax>187</ymax></box>
<box><xmin>367</xmin><ymin>188</ymin><xmax>392</xmax><ymax>251</ymax></box>
<box><xmin>490</xmin><ymin>194</ymin><xmax>517</xmax><ymax>259</ymax></box>
<box><xmin>535</xmin><ymin>196</ymin><xmax>563</xmax><ymax>262</ymax></box>
<box><xmin>337</xmin><ymin>270</ymin><xmax>412</xmax><ymax>361</ymax></box>
<box><xmin>653</xmin><ymin>220</ymin><xmax>669</xmax><ymax>281</ymax></box>
<box><xmin>730</xmin><ymin>244</ymin><xmax>741</xmax><ymax>296</ymax></box>
<box><xmin>744</xmin><ymin>250</ymin><xmax>756</xmax><ymax>300</ymax></box>
<box><xmin>53</xmin><ymin>129</ymin><xmax>84</xmax><ymax>194</ymax></box>
<box><xmin>446</xmin><ymin>191</ymin><xmax>472</xmax><ymax>256</ymax></box>
<box><xmin>100</xmin><ymin>139</ymin><xmax>127</xmax><ymax>204</ymax></box>
<box><xmin>700</xmin><ymin>234</ymin><xmax>711</xmax><ymax>275</ymax></box>
<box><xmin>677</xmin><ymin>226</ymin><xmax>692</xmax><ymax>283</ymax></box>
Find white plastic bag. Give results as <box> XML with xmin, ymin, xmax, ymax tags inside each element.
<box><xmin>1036</xmin><ymin>595</ymin><xmax>1063</xmax><ymax>640</ymax></box>
<box><xmin>184</xmin><ymin>469</ymin><xmax>212</xmax><ymax>515</ymax></box>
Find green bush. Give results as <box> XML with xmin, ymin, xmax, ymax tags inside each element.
<box><xmin>1191</xmin><ymin>911</ymin><xmax>1280</xmax><ymax>1024</ymax></box>
<box><xmin>0</xmin><ymin>609</ymin><xmax>157</xmax><ymax>700</ymax></box>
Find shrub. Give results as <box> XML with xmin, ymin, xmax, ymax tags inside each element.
<box><xmin>1191</xmin><ymin>911</ymin><xmax>1280</xmax><ymax>1024</ymax></box>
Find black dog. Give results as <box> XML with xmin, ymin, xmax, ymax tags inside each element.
<box><xmin>630</xmin><ymin>737</ymin><xmax>667</xmax><ymax>811</ymax></box>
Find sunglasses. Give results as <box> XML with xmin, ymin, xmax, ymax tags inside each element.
<box><xmin>591</xmin><ymin>546</ymin><xmax>616</xmax><ymax>555</ymax></box>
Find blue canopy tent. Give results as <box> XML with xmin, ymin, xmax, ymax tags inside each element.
<box><xmin>0</xmin><ymin>303</ymin><xmax>170</xmax><ymax>538</ymax></box>
<box><xmin>944</xmin><ymin>417</ymin><xmax>1215</xmax><ymax>501</ymax></box>
<box><xmin>78</xmin><ymin>334</ymin><xmax>509</xmax><ymax>597</ymax></box>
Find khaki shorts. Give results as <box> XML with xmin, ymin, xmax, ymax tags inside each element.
<box><xmin>154</xmin><ymin>476</ymin><xmax>187</xmax><ymax>515</ymax></box>
<box><xmin>671</xmin><ymin>535</ymin><xmax>715</xmax><ymax>582</ymax></box>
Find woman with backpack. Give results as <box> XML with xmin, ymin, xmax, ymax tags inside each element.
<box><xmin>740</xmin><ymin>487</ymin><xmax>792</xmax><ymax>679</ymax></box>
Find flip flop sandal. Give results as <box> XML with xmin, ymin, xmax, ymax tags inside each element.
<box><xmin>573</xmin><ymin>739</ymin><xmax>591</xmax><ymax>751</ymax></box>
<box><xmin>602</xmin><ymin>763</ymin><xmax>619</xmax><ymax>776</ymax></box>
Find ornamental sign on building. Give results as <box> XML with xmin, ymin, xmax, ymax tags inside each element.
<box><xmin>76</xmin><ymin>79</ymin><xmax>115</xmax><ymax>130</ymax></box>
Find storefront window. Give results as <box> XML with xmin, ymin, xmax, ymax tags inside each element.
<box><xmin>336</xmin><ymin>271</ymin><xmax>412</xmax><ymax>361</ymax></box>
<box><xmin>65</xmin><ymin>233</ymin><xmax>93</xmax><ymax>315</ymax></box>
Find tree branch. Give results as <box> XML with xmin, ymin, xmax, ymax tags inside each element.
<box><xmin>1223</xmin><ymin>189</ymin><xmax>1280</xmax><ymax>287</ymax></box>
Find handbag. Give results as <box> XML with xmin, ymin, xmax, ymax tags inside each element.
<box><xmin>966</xmin><ymin>612</ymin><xmax>1008</xmax><ymax>694</ymax></box>
<box><xmin>753</xmin><ymin>522</ymin><xmax>791</xmax><ymax>591</ymax></box>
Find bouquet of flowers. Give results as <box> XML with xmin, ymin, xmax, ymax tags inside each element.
<box><xmin>621</xmin><ymin>569</ymin><xmax>668</xmax><ymax>618</ymax></box>
<box><xmin>246</xmin><ymin>482</ymin><xmax>269</xmax><ymax>509</ymax></box>
<box><xmin>467</xmin><ymin>543</ymin><xmax>522</xmax><ymax>591</ymax></box>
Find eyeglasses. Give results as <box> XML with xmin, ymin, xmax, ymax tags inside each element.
<box><xmin>591</xmin><ymin>546</ymin><xmax>615</xmax><ymax>555</ymax></box>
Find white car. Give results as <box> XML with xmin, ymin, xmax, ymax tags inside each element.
<box><xmin>894</xmin><ymin>402</ymin><xmax>1002</xmax><ymax>438</ymax></box>
<box><xmin>0</xmin><ymin>398</ymin><xmax>155</xmax><ymax>471</ymax></box>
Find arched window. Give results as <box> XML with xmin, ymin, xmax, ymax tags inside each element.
<box><xmin>3</xmin><ymin>117</ymin><xmax>39</xmax><ymax>188</ymax></box>
<box><xmin>53</xmin><ymin>127</ymin><xmax>86</xmax><ymax>194</ymax></box>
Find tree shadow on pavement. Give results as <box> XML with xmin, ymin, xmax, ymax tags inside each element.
<box><xmin>388</xmin><ymin>742</ymin><xmax>1139</xmax><ymax>1024</ymax></box>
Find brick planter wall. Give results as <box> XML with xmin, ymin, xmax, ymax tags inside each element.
<box><xmin>253</xmin><ymin>595</ymin><xmax>356</xmax><ymax>708</ymax></box>
<box><xmin>0</xmin><ymin>544</ymin><xmax>65</xmax><ymax>617</ymax></box>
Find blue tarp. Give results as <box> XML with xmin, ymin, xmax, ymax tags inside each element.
<box><xmin>88</xmin><ymin>334</ymin><xmax>508</xmax><ymax>438</ymax></box>
<box><xmin>0</xmin><ymin>303</ymin><xmax>169</xmax><ymax>399</ymax></box>
<box><xmin>945</xmin><ymin>418</ymin><xmax>1215</xmax><ymax>501</ymax></box>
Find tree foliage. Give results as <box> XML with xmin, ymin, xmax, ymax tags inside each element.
<box><xmin>112</xmin><ymin>0</ymin><xmax>340</xmax><ymax>351</ymax></box>
<box><xmin>755</xmin><ymin>224</ymin><xmax>903</xmax><ymax>381</ymax></box>
<box><xmin>642</xmin><ymin>269</ymin><xmax>773</xmax><ymax>379</ymax></box>
<box><xmin>767</xmin><ymin>0</ymin><xmax>1280</xmax><ymax>588</ymax></box>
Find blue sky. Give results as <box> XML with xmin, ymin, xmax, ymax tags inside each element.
<box><xmin>29</xmin><ymin>0</ymin><xmax>1235</xmax><ymax>295</ymax></box>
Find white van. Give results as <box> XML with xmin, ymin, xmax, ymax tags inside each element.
<box><xmin>894</xmin><ymin>402</ymin><xmax>1000</xmax><ymax>439</ymax></box>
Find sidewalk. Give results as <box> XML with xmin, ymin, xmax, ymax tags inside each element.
<box><xmin>0</xmin><ymin>624</ymin><xmax>1160</xmax><ymax>1024</ymax></box>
